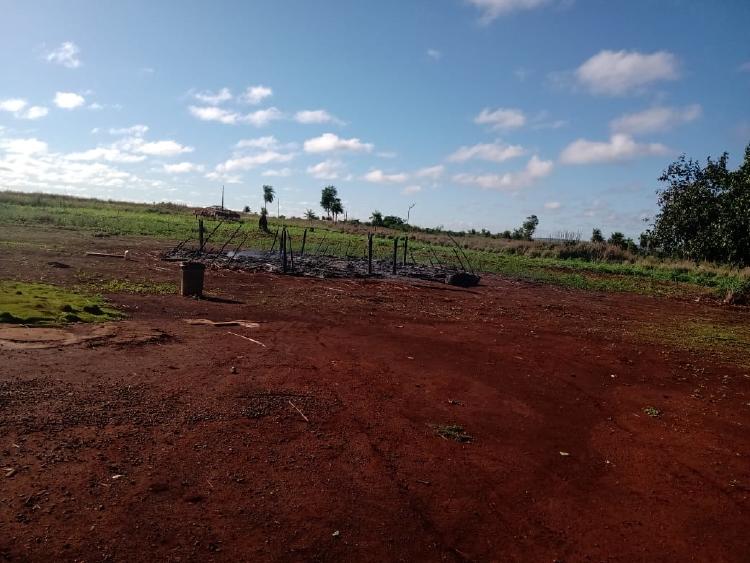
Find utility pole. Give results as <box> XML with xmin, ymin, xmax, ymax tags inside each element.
<box><xmin>407</xmin><ymin>203</ymin><xmax>416</xmax><ymax>224</ymax></box>
<box><xmin>221</xmin><ymin>185</ymin><xmax>224</xmax><ymax>209</ymax></box>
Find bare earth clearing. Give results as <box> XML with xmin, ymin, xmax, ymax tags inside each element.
<box><xmin>1</xmin><ymin>226</ymin><xmax>749</xmax><ymax>562</ymax></box>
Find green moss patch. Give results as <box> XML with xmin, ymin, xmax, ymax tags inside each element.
<box><xmin>0</xmin><ymin>280</ymin><xmax>120</xmax><ymax>325</ymax></box>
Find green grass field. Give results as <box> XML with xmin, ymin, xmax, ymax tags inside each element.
<box><xmin>1</xmin><ymin>190</ymin><xmax>748</xmax><ymax>299</ymax></box>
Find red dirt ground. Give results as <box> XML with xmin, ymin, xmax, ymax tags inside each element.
<box><xmin>1</xmin><ymin>228</ymin><xmax>749</xmax><ymax>562</ymax></box>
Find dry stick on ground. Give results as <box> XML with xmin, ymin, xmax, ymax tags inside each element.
<box><xmin>288</xmin><ymin>400</ymin><xmax>309</xmax><ymax>422</ymax></box>
<box><xmin>226</xmin><ymin>232</ymin><xmax>251</xmax><ymax>265</ymax></box>
<box><xmin>448</xmin><ymin>234</ymin><xmax>475</xmax><ymax>274</ymax></box>
<box><xmin>201</xmin><ymin>220</ymin><xmax>225</xmax><ymax>253</ymax></box>
<box><xmin>210</xmin><ymin>223</ymin><xmax>243</xmax><ymax>265</ymax></box>
<box><xmin>227</xmin><ymin>331</ymin><xmax>266</xmax><ymax>347</ymax></box>
<box><xmin>269</xmin><ymin>226</ymin><xmax>280</xmax><ymax>252</ymax></box>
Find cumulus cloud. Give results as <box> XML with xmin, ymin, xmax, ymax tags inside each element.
<box><xmin>294</xmin><ymin>110</ymin><xmax>341</xmax><ymax>125</ymax></box>
<box><xmin>242</xmin><ymin>107</ymin><xmax>283</xmax><ymax>127</ymax></box>
<box><xmin>559</xmin><ymin>134</ymin><xmax>669</xmax><ymax>164</ymax></box>
<box><xmin>193</xmin><ymin>88</ymin><xmax>232</xmax><ymax>104</ymax></box>
<box><xmin>610</xmin><ymin>104</ymin><xmax>701</xmax><ymax>135</ymax></box>
<box><xmin>0</xmin><ymin>138</ymin><xmax>48</xmax><ymax>155</ymax></box>
<box><xmin>363</xmin><ymin>169</ymin><xmax>408</xmax><ymax>183</ymax></box>
<box><xmin>402</xmin><ymin>185</ymin><xmax>422</xmax><ymax>195</ymax></box>
<box><xmin>576</xmin><ymin>50</ymin><xmax>679</xmax><ymax>96</ymax></box>
<box><xmin>54</xmin><ymin>91</ymin><xmax>85</xmax><ymax>109</ymax></box>
<box><xmin>66</xmin><ymin>147</ymin><xmax>146</xmax><ymax>163</ymax></box>
<box><xmin>240</xmin><ymin>85</ymin><xmax>273</xmax><ymax>105</ymax></box>
<box><xmin>215</xmin><ymin>151</ymin><xmax>293</xmax><ymax>173</ymax></box>
<box><xmin>45</xmin><ymin>41</ymin><xmax>82</xmax><ymax>68</ymax></box>
<box><xmin>189</xmin><ymin>105</ymin><xmax>239</xmax><ymax>124</ymax></box>
<box><xmin>303</xmin><ymin>133</ymin><xmax>373</xmax><ymax>153</ymax></box>
<box><xmin>0</xmin><ymin>98</ymin><xmax>28</xmax><ymax>113</ymax></box>
<box><xmin>109</xmin><ymin>125</ymin><xmax>149</xmax><ymax>136</ymax></box>
<box><xmin>452</xmin><ymin>155</ymin><xmax>553</xmax><ymax>191</ymax></box>
<box><xmin>307</xmin><ymin>159</ymin><xmax>344</xmax><ymax>180</ymax></box>
<box><xmin>235</xmin><ymin>136</ymin><xmax>279</xmax><ymax>150</ymax></box>
<box><xmin>544</xmin><ymin>201</ymin><xmax>561</xmax><ymax>210</ymax></box>
<box><xmin>163</xmin><ymin>162</ymin><xmax>205</xmax><ymax>174</ymax></box>
<box><xmin>474</xmin><ymin>108</ymin><xmax>526</xmax><ymax>130</ymax></box>
<box><xmin>21</xmin><ymin>106</ymin><xmax>49</xmax><ymax>120</ymax></box>
<box><xmin>448</xmin><ymin>141</ymin><xmax>525</xmax><ymax>163</ymax></box>
<box><xmin>262</xmin><ymin>167</ymin><xmax>292</xmax><ymax>177</ymax></box>
<box><xmin>467</xmin><ymin>0</ymin><xmax>553</xmax><ymax>23</ymax></box>
<box><xmin>135</xmin><ymin>140</ymin><xmax>193</xmax><ymax>157</ymax></box>
<box><xmin>415</xmin><ymin>165</ymin><xmax>444</xmax><ymax>179</ymax></box>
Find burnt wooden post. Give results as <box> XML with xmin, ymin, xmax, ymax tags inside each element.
<box><xmin>198</xmin><ymin>219</ymin><xmax>205</xmax><ymax>253</ymax></box>
<box><xmin>367</xmin><ymin>233</ymin><xmax>373</xmax><ymax>275</ymax></box>
<box><xmin>392</xmin><ymin>237</ymin><xmax>398</xmax><ymax>274</ymax></box>
<box><xmin>287</xmin><ymin>232</ymin><xmax>294</xmax><ymax>271</ymax></box>
<box><xmin>281</xmin><ymin>227</ymin><xmax>288</xmax><ymax>273</ymax></box>
<box><xmin>301</xmin><ymin>228</ymin><xmax>307</xmax><ymax>256</ymax></box>
<box><xmin>403</xmin><ymin>236</ymin><xmax>408</xmax><ymax>266</ymax></box>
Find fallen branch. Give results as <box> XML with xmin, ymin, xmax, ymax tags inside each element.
<box><xmin>185</xmin><ymin>319</ymin><xmax>260</xmax><ymax>328</ymax></box>
<box><xmin>288</xmin><ymin>400</ymin><xmax>309</xmax><ymax>422</ymax></box>
<box><xmin>227</xmin><ymin>331</ymin><xmax>266</xmax><ymax>347</ymax></box>
<box><xmin>85</xmin><ymin>251</ymin><xmax>130</xmax><ymax>260</ymax></box>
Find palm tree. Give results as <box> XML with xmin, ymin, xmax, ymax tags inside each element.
<box><xmin>262</xmin><ymin>185</ymin><xmax>275</xmax><ymax>214</ymax></box>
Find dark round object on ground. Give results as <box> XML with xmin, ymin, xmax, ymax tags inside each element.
<box><xmin>446</xmin><ymin>272</ymin><xmax>480</xmax><ymax>287</ymax></box>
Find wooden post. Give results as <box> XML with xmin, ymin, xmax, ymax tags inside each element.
<box><xmin>403</xmin><ymin>236</ymin><xmax>408</xmax><ymax>266</ymax></box>
<box><xmin>392</xmin><ymin>237</ymin><xmax>398</xmax><ymax>274</ymax></box>
<box><xmin>281</xmin><ymin>228</ymin><xmax>288</xmax><ymax>273</ymax></box>
<box><xmin>288</xmin><ymin>232</ymin><xmax>294</xmax><ymax>271</ymax></box>
<box><xmin>198</xmin><ymin>219</ymin><xmax>205</xmax><ymax>253</ymax></box>
<box><xmin>368</xmin><ymin>233</ymin><xmax>373</xmax><ymax>275</ymax></box>
<box><xmin>301</xmin><ymin>229</ymin><xmax>307</xmax><ymax>256</ymax></box>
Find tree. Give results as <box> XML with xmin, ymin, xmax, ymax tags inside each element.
<box><xmin>262</xmin><ymin>185</ymin><xmax>275</xmax><ymax>213</ymax></box>
<box><xmin>511</xmin><ymin>215</ymin><xmax>539</xmax><ymax>240</ymax></box>
<box><xmin>320</xmin><ymin>185</ymin><xmax>338</xmax><ymax>219</ymax></box>
<box><xmin>608</xmin><ymin>232</ymin><xmax>626</xmax><ymax>248</ymax></box>
<box><xmin>243</xmin><ymin>205</ymin><xmax>251</xmax><ymax>213</ymax></box>
<box><xmin>650</xmin><ymin>145</ymin><xmax>750</xmax><ymax>265</ymax></box>
<box><xmin>591</xmin><ymin>228</ymin><xmax>604</xmax><ymax>243</ymax></box>
<box><xmin>382</xmin><ymin>215</ymin><xmax>406</xmax><ymax>229</ymax></box>
<box><xmin>258</xmin><ymin>207</ymin><xmax>269</xmax><ymax>233</ymax></box>
<box><xmin>370</xmin><ymin>210</ymin><xmax>384</xmax><ymax>227</ymax></box>
<box><xmin>304</xmin><ymin>209</ymin><xmax>318</xmax><ymax>222</ymax></box>
<box><xmin>330</xmin><ymin>198</ymin><xmax>344</xmax><ymax>222</ymax></box>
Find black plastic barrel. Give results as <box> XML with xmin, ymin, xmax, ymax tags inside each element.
<box><xmin>180</xmin><ymin>262</ymin><xmax>205</xmax><ymax>297</ymax></box>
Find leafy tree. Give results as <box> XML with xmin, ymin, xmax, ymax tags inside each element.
<box><xmin>262</xmin><ymin>185</ymin><xmax>275</xmax><ymax>213</ymax></box>
<box><xmin>320</xmin><ymin>185</ymin><xmax>338</xmax><ymax>218</ymax></box>
<box><xmin>591</xmin><ymin>228</ymin><xmax>604</xmax><ymax>243</ymax></box>
<box><xmin>639</xmin><ymin>230</ymin><xmax>652</xmax><ymax>250</ymax></box>
<box><xmin>650</xmin><ymin>145</ymin><xmax>750</xmax><ymax>265</ymax></box>
<box><xmin>608</xmin><ymin>232</ymin><xmax>626</xmax><ymax>248</ymax></box>
<box><xmin>330</xmin><ymin>198</ymin><xmax>344</xmax><ymax>222</ymax></box>
<box><xmin>382</xmin><ymin>215</ymin><xmax>406</xmax><ymax>229</ymax></box>
<box><xmin>500</xmin><ymin>230</ymin><xmax>512</xmax><ymax>239</ymax></box>
<box><xmin>304</xmin><ymin>209</ymin><xmax>318</xmax><ymax>222</ymax></box>
<box><xmin>258</xmin><ymin>207</ymin><xmax>269</xmax><ymax>233</ymax></box>
<box><xmin>370</xmin><ymin>210</ymin><xmax>384</xmax><ymax>227</ymax></box>
<box><xmin>511</xmin><ymin>214</ymin><xmax>539</xmax><ymax>240</ymax></box>
<box><xmin>243</xmin><ymin>205</ymin><xmax>251</xmax><ymax>213</ymax></box>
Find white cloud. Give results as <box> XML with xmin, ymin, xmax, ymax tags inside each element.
<box><xmin>448</xmin><ymin>141</ymin><xmax>525</xmax><ymax>163</ymax></box>
<box><xmin>307</xmin><ymin>159</ymin><xmax>344</xmax><ymax>180</ymax></box>
<box><xmin>135</xmin><ymin>140</ymin><xmax>193</xmax><ymax>157</ymax></box>
<box><xmin>0</xmin><ymin>138</ymin><xmax>48</xmax><ymax>155</ymax></box>
<box><xmin>452</xmin><ymin>155</ymin><xmax>553</xmax><ymax>191</ymax></box>
<box><xmin>0</xmin><ymin>98</ymin><xmax>28</xmax><ymax>113</ymax></box>
<box><xmin>415</xmin><ymin>164</ymin><xmax>444</xmax><ymax>179</ymax></box>
<box><xmin>66</xmin><ymin>147</ymin><xmax>146</xmax><ymax>163</ymax></box>
<box><xmin>402</xmin><ymin>185</ymin><xmax>422</xmax><ymax>195</ymax></box>
<box><xmin>189</xmin><ymin>105</ymin><xmax>238</xmax><ymax>124</ymax></box>
<box><xmin>363</xmin><ymin>169</ymin><xmax>408</xmax><ymax>183</ymax></box>
<box><xmin>54</xmin><ymin>91</ymin><xmax>85</xmax><ymax>109</ymax></box>
<box><xmin>467</xmin><ymin>0</ymin><xmax>553</xmax><ymax>23</ymax></box>
<box><xmin>610</xmin><ymin>104</ymin><xmax>701</xmax><ymax>135</ymax></box>
<box><xmin>474</xmin><ymin>107</ymin><xmax>526</xmax><ymax>130</ymax></box>
<box><xmin>427</xmin><ymin>48</ymin><xmax>442</xmax><ymax>61</ymax></box>
<box><xmin>241</xmin><ymin>85</ymin><xmax>273</xmax><ymax>105</ymax></box>
<box><xmin>45</xmin><ymin>41</ymin><xmax>82</xmax><ymax>69</ymax></box>
<box><xmin>216</xmin><ymin>151</ymin><xmax>293</xmax><ymax>173</ymax></box>
<box><xmin>294</xmin><ymin>110</ymin><xmax>341</xmax><ymax>125</ymax></box>
<box><xmin>164</xmin><ymin>162</ymin><xmax>205</xmax><ymax>174</ymax></box>
<box><xmin>235</xmin><ymin>136</ymin><xmax>279</xmax><ymax>150</ymax></box>
<box><xmin>242</xmin><ymin>107</ymin><xmax>283</xmax><ymax>127</ymax></box>
<box><xmin>576</xmin><ymin>50</ymin><xmax>679</xmax><ymax>96</ymax></box>
<box><xmin>559</xmin><ymin>134</ymin><xmax>669</xmax><ymax>164</ymax></box>
<box><xmin>109</xmin><ymin>124</ymin><xmax>149</xmax><ymax>137</ymax></box>
<box><xmin>544</xmin><ymin>201</ymin><xmax>561</xmax><ymax>210</ymax></box>
<box><xmin>194</xmin><ymin>88</ymin><xmax>232</xmax><ymax>104</ymax></box>
<box><xmin>21</xmin><ymin>106</ymin><xmax>49</xmax><ymax>120</ymax></box>
<box><xmin>303</xmin><ymin>133</ymin><xmax>373</xmax><ymax>153</ymax></box>
<box><xmin>262</xmin><ymin>167</ymin><xmax>292</xmax><ymax>177</ymax></box>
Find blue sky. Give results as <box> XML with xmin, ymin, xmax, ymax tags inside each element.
<box><xmin>1</xmin><ymin>0</ymin><xmax>748</xmax><ymax>236</ymax></box>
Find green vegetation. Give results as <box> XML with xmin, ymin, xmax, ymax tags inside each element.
<box><xmin>76</xmin><ymin>276</ymin><xmax>177</xmax><ymax>295</ymax></box>
<box><xmin>1</xmin><ymin>190</ymin><xmax>748</xmax><ymax>299</ymax></box>
<box><xmin>643</xmin><ymin>406</ymin><xmax>662</xmax><ymax>418</ymax></box>
<box><xmin>0</xmin><ymin>280</ymin><xmax>120</xmax><ymax>325</ymax></box>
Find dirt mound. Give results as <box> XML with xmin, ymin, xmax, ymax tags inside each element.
<box><xmin>0</xmin><ymin>322</ymin><xmax>168</xmax><ymax>349</ymax></box>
